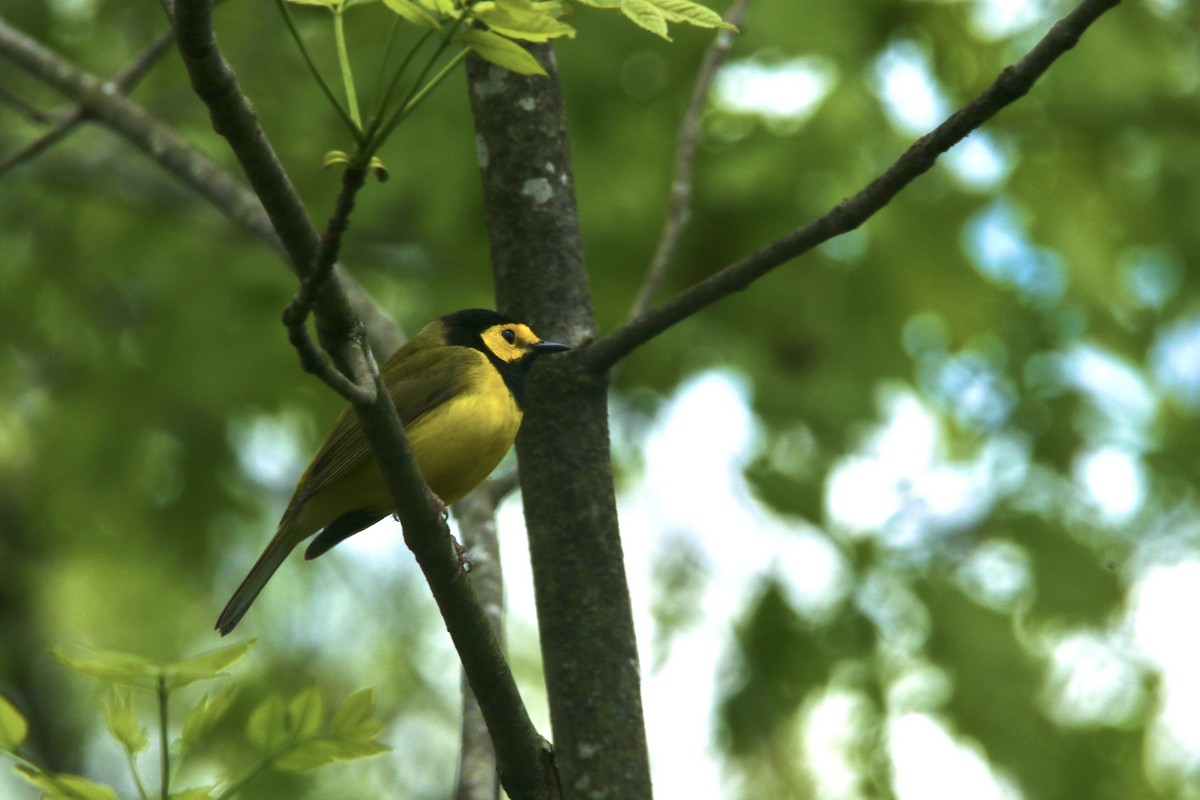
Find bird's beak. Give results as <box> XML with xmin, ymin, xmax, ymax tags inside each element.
<box><xmin>532</xmin><ymin>340</ymin><xmax>571</xmax><ymax>356</ymax></box>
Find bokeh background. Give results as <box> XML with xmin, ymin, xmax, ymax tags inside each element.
<box><xmin>3</xmin><ymin>0</ymin><xmax>1200</xmax><ymax>797</ymax></box>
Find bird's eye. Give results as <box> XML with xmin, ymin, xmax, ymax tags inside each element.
<box><xmin>502</xmin><ymin>328</ymin><xmax>517</xmax><ymax>344</ymax></box>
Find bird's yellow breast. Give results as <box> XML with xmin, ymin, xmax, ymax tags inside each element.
<box><xmin>405</xmin><ymin>353</ymin><xmax>523</xmax><ymax>504</ymax></box>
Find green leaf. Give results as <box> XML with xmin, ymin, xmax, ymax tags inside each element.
<box><xmin>0</xmin><ymin>694</ymin><xmax>27</xmax><ymax>751</ymax></box>
<box><xmin>246</xmin><ymin>694</ymin><xmax>289</xmax><ymax>752</ymax></box>
<box><xmin>381</xmin><ymin>0</ymin><xmax>441</xmax><ymax>28</ymax></box>
<box><xmin>15</xmin><ymin>766</ymin><xmax>120</xmax><ymax>800</ymax></box>
<box><xmin>103</xmin><ymin>690</ymin><xmax>148</xmax><ymax>755</ymax></box>
<box><xmin>323</xmin><ymin>150</ymin><xmax>352</xmax><ymax>170</ymax></box>
<box><xmin>456</xmin><ymin>29</ymin><xmax>546</xmax><ymax>76</ymax></box>
<box><xmin>51</xmin><ymin>648</ymin><xmax>160</xmax><ymax>692</ymax></box>
<box><xmin>368</xmin><ymin>156</ymin><xmax>389</xmax><ymax>183</ymax></box>
<box><xmin>54</xmin><ymin>642</ymin><xmax>253</xmax><ymax>694</ymax></box>
<box><xmin>164</xmin><ymin>639</ymin><xmax>255</xmax><ymax>690</ymax></box>
<box><xmin>642</xmin><ymin>0</ymin><xmax>731</xmax><ymax>28</ymax></box>
<box><xmin>272</xmin><ymin>737</ymin><xmax>390</xmax><ymax>772</ymax></box>
<box><xmin>619</xmin><ymin>0</ymin><xmax>669</xmax><ymax>39</ymax></box>
<box><xmin>576</xmin><ymin>0</ymin><xmax>732</xmax><ymax>36</ymax></box>
<box><xmin>169</xmin><ymin>789</ymin><xmax>218</xmax><ymax>800</ymax></box>
<box><xmin>331</xmin><ymin>688</ymin><xmax>383</xmax><ymax>740</ymax></box>
<box><xmin>330</xmin><ymin>688</ymin><xmax>371</xmax><ymax>737</ymax></box>
<box><xmin>286</xmin><ymin>0</ymin><xmax>345</xmax><ymax>7</ymax></box>
<box><xmin>180</xmin><ymin>684</ymin><xmax>238</xmax><ymax>751</ymax></box>
<box><xmin>476</xmin><ymin>0</ymin><xmax>575</xmax><ymax>42</ymax></box>
<box><xmin>288</xmin><ymin>686</ymin><xmax>324</xmax><ymax>740</ymax></box>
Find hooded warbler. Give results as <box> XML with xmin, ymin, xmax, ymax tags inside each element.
<box><xmin>216</xmin><ymin>308</ymin><xmax>570</xmax><ymax>635</ymax></box>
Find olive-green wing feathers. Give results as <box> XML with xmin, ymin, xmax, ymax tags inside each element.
<box><xmin>289</xmin><ymin>345</ymin><xmax>476</xmax><ymax>507</ymax></box>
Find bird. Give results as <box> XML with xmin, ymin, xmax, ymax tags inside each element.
<box><xmin>216</xmin><ymin>308</ymin><xmax>570</xmax><ymax>635</ymax></box>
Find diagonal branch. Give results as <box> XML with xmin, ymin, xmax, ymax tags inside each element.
<box><xmin>626</xmin><ymin>0</ymin><xmax>752</xmax><ymax>322</ymax></box>
<box><xmin>0</xmin><ymin>22</ymin><xmax>176</xmax><ymax>177</ymax></box>
<box><xmin>585</xmin><ymin>0</ymin><xmax>1122</xmax><ymax>374</ymax></box>
<box><xmin>0</xmin><ymin>15</ymin><xmax>402</xmax><ymax>357</ymax></box>
<box><xmin>451</xmin><ymin>486</ymin><xmax>506</xmax><ymax>800</ymax></box>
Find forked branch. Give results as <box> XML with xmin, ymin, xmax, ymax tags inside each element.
<box><xmin>0</xmin><ymin>16</ymin><xmax>404</xmax><ymax>356</ymax></box>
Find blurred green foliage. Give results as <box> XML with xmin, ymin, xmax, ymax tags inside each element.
<box><xmin>3</xmin><ymin>0</ymin><xmax>1200</xmax><ymax>797</ymax></box>
<box><xmin>1</xmin><ymin>641</ymin><xmax>389</xmax><ymax>799</ymax></box>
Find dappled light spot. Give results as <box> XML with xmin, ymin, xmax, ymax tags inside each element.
<box><xmin>956</xmin><ymin>539</ymin><xmax>1032</xmax><ymax>612</ymax></box>
<box><xmin>825</xmin><ymin>388</ymin><xmax>1021</xmax><ymax>548</ymax></box>
<box><xmin>1120</xmin><ymin>245</ymin><xmax>1184</xmax><ymax>311</ymax></box>
<box><xmin>228</xmin><ymin>412</ymin><xmax>308</xmax><ymax>491</ymax></box>
<box><xmin>873</xmin><ymin>40</ymin><xmax>947</xmax><ymax>135</ymax></box>
<box><xmin>1072</xmin><ymin>447</ymin><xmax>1146</xmax><ymax>525</ymax></box>
<box><xmin>963</xmin><ymin>200</ymin><xmax>1068</xmax><ymax>305</ymax></box>
<box><xmin>1058</xmin><ymin>343</ymin><xmax>1157</xmax><ymax>446</ymax></box>
<box><xmin>1150</xmin><ymin>315</ymin><xmax>1200</xmax><ymax>410</ymax></box>
<box><xmin>1041</xmin><ymin>630</ymin><xmax>1144</xmax><ymax>728</ymax></box>
<box><xmin>889</xmin><ymin>713</ymin><xmax>1023</xmax><ymax>800</ymax></box>
<box><xmin>968</xmin><ymin>0</ymin><xmax>1046</xmax><ymax>40</ymax></box>
<box><xmin>713</xmin><ymin>56</ymin><xmax>836</xmax><ymax>134</ymax></box>
<box><xmin>1130</xmin><ymin>560</ymin><xmax>1200</xmax><ymax>778</ymax></box>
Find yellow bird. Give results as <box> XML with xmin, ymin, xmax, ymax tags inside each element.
<box><xmin>217</xmin><ymin>309</ymin><xmax>570</xmax><ymax>635</ymax></box>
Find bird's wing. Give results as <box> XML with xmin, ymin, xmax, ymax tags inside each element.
<box><xmin>291</xmin><ymin>346</ymin><xmax>468</xmax><ymax>506</ymax></box>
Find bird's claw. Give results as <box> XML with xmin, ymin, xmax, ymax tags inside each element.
<box><xmin>431</xmin><ymin>492</ymin><xmax>448</xmax><ymax>522</ymax></box>
<box><xmin>449</xmin><ymin>534</ymin><xmax>472</xmax><ymax>582</ymax></box>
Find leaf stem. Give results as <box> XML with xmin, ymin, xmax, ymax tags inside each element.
<box><xmin>367</xmin><ymin>14</ymin><xmax>403</xmax><ymax>121</ymax></box>
<box><xmin>363</xmin><ymin>0</ymin><xmax>481</xmax><ymax>155</ymax></box>
<box><xmin>125</xmin><ymin>745</ymin><xmax>152</xmax><ymax>800</ymax></box>
<box><xmin>364</xmin><ymin>26</ymin><xmax>436</xmax><ymax>144</ymax></box>
<box><xmin>272</xmin><ymin>0</ymin><xmax>364</xmax><ymax>142</ymax></box>
<box><xmin>399</xmin><ymin>47</ymin><xmax>470</xmax><ymax>120</ymax></box>
<box><xmin>213</xmin><ymin>756</ymin><xmax>273</xmax><ymax>800</ymax></box>
<box><xmin>157</xmin><ymin>675</ymin><xmax>169</xmax><ymax>800</ymax></box>
<box><xmin>365</xmin><ymin>38</ymin><xmax>462</xmax><ymax>154</ymax></box>
<box><xmin>333</xmin><ymin>8</ymin><xmax>362</xmax><ymax>129</ymax></box>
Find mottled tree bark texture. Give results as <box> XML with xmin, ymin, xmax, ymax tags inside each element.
<box><xmin>468</xmin><ymin>46</ymin><xmax>655</xmax><ymax>800</ymax></box>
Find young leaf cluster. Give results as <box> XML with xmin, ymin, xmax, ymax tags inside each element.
<box><xmin>243</xmin><ymin>686</ymin><xmax>389</xmax><ymax>774</ymax></box>
<box><xmin>0</xmin><ymin>641</ymin><xmax>389</xmax><ymax>800</ymax></box>
<box><xmin>571</xmin><ymin>0</ymin><xmax>735</xmax><ymax>40</ymax></box>
<box><xmin>277</xmin><ymin>0</ymin><xmax>576</xmax><ymax>171</ymax></box>
<box><xmin>277</xmin><ymin>0</ymin><xmax>729</xmax><ymax>170</ymax></box>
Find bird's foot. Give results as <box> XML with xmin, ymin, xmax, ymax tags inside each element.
<box><xmin>449</xmin><ymin>534</ymin><xmax>472</xmax><ymax>582</ymax></box>
<box><xmin>431</xmin><ymin>491</ymin><xmax>448</xmax><ymax>522</ymax></box>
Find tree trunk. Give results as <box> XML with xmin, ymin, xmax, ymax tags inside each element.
<box><xmin>467</xmin><ymin>45</ymin><xmax>654</xmax><ymax>800</ymax></box>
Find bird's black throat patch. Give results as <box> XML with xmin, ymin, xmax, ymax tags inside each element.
<box><xmin>441</xmin><ymin>309</ymin><xmax>531</xmax><ymax>408</ymax></box>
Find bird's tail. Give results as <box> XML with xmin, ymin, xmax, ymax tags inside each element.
<box><xmin>215</xmin><ymin>523</ymin><xmax>299</xmax><ymax>636</ymax></box>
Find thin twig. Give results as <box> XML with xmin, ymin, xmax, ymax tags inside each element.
<box><xmin>0</xmin><ymin>15</ymin><xmax>401</xmax><ymax>359</ymax></box>
<box><xmin>0</xmin><ymin>82</ymin><xmax>63</xmax><ymax>123</ymax></box>
<box><xmin>171</xmin><ymin>0</ymin><xmax>384</xmax><ymax>391</ymax></box>
<box><xmin>0</xmin><ymin>25</ymin><xmax>177</xmax><ymax>177</ymax></box>
<box><xmin>0</xmin><ymin>107</ymin><xmax>83</xmax><ymax>175</ymax></box>
<box><xmin>451</xmin><ymin>487</ymin><xmax>505</xmax><ymax>800</ymax></box>
<box><xmin>626</xmin><ymin>0</ymin><xmax>752</xmax><ymax>322</ymax></box>
<box><xmin>282</xmin><ymin>166</ymin><xmax>376</xmax><ymax>404</ymax></box>
<box><xmin>585</xmin><ymin>0</ymin><xmax>1123</xmax><ymax>374</ymax></box>
<box><xmin>0</xmin><ymin>21</ymin><xmax>278</xmax><ymax>246</ymax></box>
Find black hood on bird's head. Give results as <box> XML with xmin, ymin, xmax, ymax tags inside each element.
<box><xmin>438</xmin><ymin>308</ymin><xmax>570</xmax><ymax>407</ymax></box>
<box><xmin>440</xmin><ymin>309</ymin><xmax>518</xmax><ymax>340</ymax></box>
